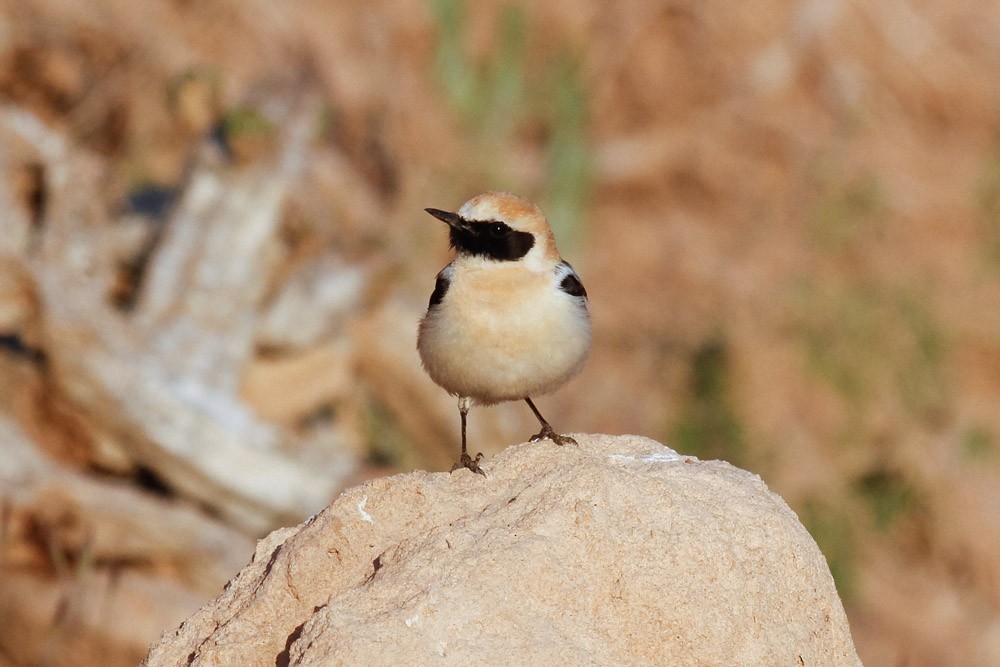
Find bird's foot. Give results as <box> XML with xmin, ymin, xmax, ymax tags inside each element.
<box><xmin>529</xmin><ymin>425</ymin><xmax>577</xmax><ymax>446</ymax></box>
<box><xmin>451</xmin><ymin>451</ymin><xmax>486</xmax><ymax>477</ymax></box>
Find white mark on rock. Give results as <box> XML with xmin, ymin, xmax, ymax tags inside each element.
<box><xmin>357</xmin><ymin>497</ymin><xmax>373</xmax><ymax>524</ymax></box>
<box><xmin>405</xmin><ymin>614</ymin><xmax>419</xmax><ymax>627</ymax></box>
<box><xmin>609</xmin><ymin>450</ymin><xmax>687</xmax><ymax>464</ymax></box>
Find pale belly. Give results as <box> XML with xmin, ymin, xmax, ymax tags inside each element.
<box><xmin>417</xmin><ymin>288</ymin><xmax>591</xmax><ymax>404</ymax></box>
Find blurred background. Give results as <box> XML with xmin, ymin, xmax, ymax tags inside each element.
<box><xmin>1</xmin><ymin>0</ymin><xmax>999</xmax><ymax>664</ymax></box>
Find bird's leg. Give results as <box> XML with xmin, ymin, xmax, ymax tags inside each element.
<box><xmin>524</xmin><ymin>397</ymin><xmax>577</xmax><ymax>446</ymax></box>
<box><xmin>451</xmin><ymin>397</ymin><xmax>485</xmax><ymax>476</ymax></box>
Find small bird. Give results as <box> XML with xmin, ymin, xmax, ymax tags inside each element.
<box><xmin>417</xmin><ymin>191</ymin><xmax>591</xmax><ymax>475</ymax></box>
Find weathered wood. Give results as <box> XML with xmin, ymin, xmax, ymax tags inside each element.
<box><xmin>2</xmin><ymin>100</ymin><xmax>362</xmax><ymax>532</ymax></box>
<box><xmin>0</xmin><ymin>416</ymin><xmax>255</xmax><ymax>666</ymax></box>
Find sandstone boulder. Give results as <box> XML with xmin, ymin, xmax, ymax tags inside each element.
<box><xmin>143</xmin><ymin>434</ymin><xmax>861</xmax><ymax>666</ymax></box>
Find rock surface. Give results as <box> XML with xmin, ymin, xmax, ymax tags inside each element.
<box><xmin>142</xmin><ymin>434</ymin><xmax>861</xmax><ymax>666</ymax></box>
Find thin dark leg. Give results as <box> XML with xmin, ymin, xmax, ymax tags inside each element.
<box><xmin>460</xmin><ymin>406</ymin><xmax>468</xmax><ymax>457</ymax></box>
<box><xmin>451</xmin><ymin>397</ymin><xmax>485</xmax><ymax>476</ymax></box>
<box><xmin>524</xmin><ymin>397</ymin><xmax>577</xmax><ymax>446</ymax></box>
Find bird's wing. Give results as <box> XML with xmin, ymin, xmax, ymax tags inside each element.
<box><xmin>555</xmin><ymin>261</ymin><xmax>587</xmax><ymax>299</ymax></box>
<box><xmin>428</xmin><ymin>263</ymin><xmax>454</xmax><ymax>309</ymax></box>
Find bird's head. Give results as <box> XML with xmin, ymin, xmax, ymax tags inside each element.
<box><xmin>425</xmin><ymin>191</ymin><xmax>560</xmax><ymax>268</ymax></box>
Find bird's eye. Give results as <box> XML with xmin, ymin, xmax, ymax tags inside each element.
<box><xmin>488</xmin><ymin>223</ymin><xmax>507</xmax><ymax>238</ymax></box>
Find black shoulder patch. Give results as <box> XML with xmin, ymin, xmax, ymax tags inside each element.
<box><xmin>559</xmin><ymin>267</ymin><xmax>587</xmax><ymax>298</ymax></box>
<box><xmin>428</xmin><ymin>268</ymin><xmax>451</xmax><ymax>308</ymax></box>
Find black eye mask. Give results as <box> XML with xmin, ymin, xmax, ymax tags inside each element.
<box><xmin>449</xmin><ymin>220</ymin><xmax>535</xmax><ymax>261</ymax></box>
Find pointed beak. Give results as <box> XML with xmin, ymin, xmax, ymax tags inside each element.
<box><xmin>424</xmin><ymin>208</ymin><xmax>468</xmax><ymax>231</ymax></box>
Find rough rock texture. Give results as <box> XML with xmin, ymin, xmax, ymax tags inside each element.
<box><xmin>143</xmin><ymin>434</ymin><xmax>861</xmax><ymax>666</ymax></box>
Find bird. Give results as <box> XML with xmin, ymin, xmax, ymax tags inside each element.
<box><xmin>417</xmin><ymin>191</ymin><xmax>591</xmax><ymax>476</ymax></box>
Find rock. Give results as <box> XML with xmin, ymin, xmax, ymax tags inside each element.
<box><xmin>143</xmin><ymin>434</ymin><xmax>861</xmax><ymax>666</ymax></box>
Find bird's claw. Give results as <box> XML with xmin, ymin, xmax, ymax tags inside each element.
<box><xmin>529</xmin><ymin>426</ymin><xmax>577</xmax><ymax>446</ymax></box>
<box><xmin>451</xmin><ymin>452</ymin><xmax>486</xmax><ymax>477</ymax></box>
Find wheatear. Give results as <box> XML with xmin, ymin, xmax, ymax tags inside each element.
<box><xmin>417</xmin><ymin>191</ymin><xmax>591</xmax><ymax>475</ymax></box>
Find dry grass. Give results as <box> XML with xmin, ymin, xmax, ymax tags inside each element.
<box><xmin>1</xmin><ymin>0</ymin><xmax>1000</xmax><ymax>664</ymax></box>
